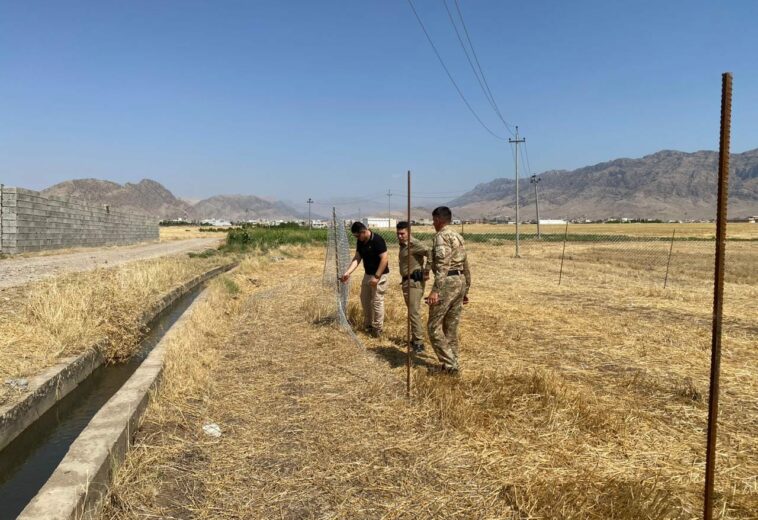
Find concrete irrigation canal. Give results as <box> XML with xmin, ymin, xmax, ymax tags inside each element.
<box><xmin>0</xmin><ymin>264</ymin><xmax>234</xmax><ymax>519</ymax></box>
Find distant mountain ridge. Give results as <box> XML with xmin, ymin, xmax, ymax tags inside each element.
<box><xmin>449</xmin><ymin>149</ymin><xmax>758</xmax><ymax>220</ymax></box>
<box><xmin>42</xmin><ymin>179</ymin><xmax>192</xmax><ymax>220</ymax></box>
<box><xmin>191</xmin><ymin>194</ymin><xmax>306</xmax><ymax>221</ymax></box>
<box><xmin>37</xmin><ymin>148</ymin><xmax>758</xmax><ymax>222</ymax></box>
<box><xmin>41</xmin><ymin>179</ymin><xmax>304</xmax><ymax>221</ymax></box>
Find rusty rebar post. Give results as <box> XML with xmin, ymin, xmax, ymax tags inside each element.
<box><xmin>704</xmin><ymin>72</ymin><xmax>732</xmax><ymax>520</ymax></box>
<box><xmin>664</xmin><ymin>229</ymin><xmax>676</xmax><ymax>288</ymax></box>
<box><xmin>558</xmin><ymin>221</ymin><xmax>569</xmax><ymax>285</ymax></box>
<box><xmin>406</xmin><ymin>170</ymin><xmax>412</xmax><ymax>398</ymax></box>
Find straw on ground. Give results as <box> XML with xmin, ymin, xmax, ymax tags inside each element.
<box><xmin>102</xmin><ymin>238</ymin><xmax>756</xmax><ymax>519</ymax></box>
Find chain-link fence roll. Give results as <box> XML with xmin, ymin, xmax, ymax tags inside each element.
<box><xmin>322</xmin><ymin>209</ymin><xmax>353</xmax><ymax>330</ymax></box>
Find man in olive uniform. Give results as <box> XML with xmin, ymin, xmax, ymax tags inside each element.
<box><xmin>426</xmin><ymin>206</ymin><xmax>470</xmax><ymax>374</ymax></box>
<box><xmin>396</xmin><ymin>221</ymin><xmax>430</xmax><ymax>353</ymax></box>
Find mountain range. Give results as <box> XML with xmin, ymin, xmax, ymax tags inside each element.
<box><xmin>449</xmin><ymin>149</ymin><xmax>758</xmax><ymax>220</ymax></box>
<box><xmin>38</xmin><ymin>148</ymin><xmax>757</xmax><ymax>221</ymax></box>
<box><xmin>41</xmin><ymin>179</ymin><xmax>308</xmax><ymax>221</ymax></box>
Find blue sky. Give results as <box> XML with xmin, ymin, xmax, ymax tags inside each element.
<box><xmin>1</xmin><ymin>0</ymin><xmax>756</xmax><ymax>209</ymax></box>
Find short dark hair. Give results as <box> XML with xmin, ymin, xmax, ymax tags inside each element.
<box><xmin>432</xmin><ymin>206</ymin><xmax>452</xmax><ymax>222</ymax></box>
<box><xmin>396</xmin><ymin>221</ymin><xmax>409</xmax><ymax>230</ymax></box>
<box><xmin>351</xmin><ymin>221</ymin><xmax>367</xmax><ymax>234</ymax></box>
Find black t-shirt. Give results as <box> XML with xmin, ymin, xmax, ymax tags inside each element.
<box><xmin>356</xmin><ymin>231</ymin><xmax>389</xmax><ymax>276</ymax></box>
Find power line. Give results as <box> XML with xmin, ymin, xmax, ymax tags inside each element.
<box><xmin>523</xmin><ymin>140</ymin><xmax>534</xmax><ymax>177</ymax></box>
<box><xmin>452</xmin><ymin>0</ymin><xmax>514</xmax><ymax>135</ymax></box>
<box><xmin>520</xmin><ymin>140</ymin><xmax>531</xmax><ymax>178</ymax></box>
<box><xmin>406</xmin><ymin>0</ymin><xmax>507</xmax><ymax>141</ymax></box>
<box><xmin>442</xmin><ymin>0</ymin><xmax>514</xmax><ymax>137</ymax></box>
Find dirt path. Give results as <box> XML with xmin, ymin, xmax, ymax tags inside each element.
<box><xmin>0</xmin><ymin>238</ymin><xmax>221</xmax><ymax>289</ymax></box>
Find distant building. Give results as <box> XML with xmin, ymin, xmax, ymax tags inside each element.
<box><xmin>538</xmin><ymin>219</ymin><xmax>567</xmax><ymax>225</ymax></box>
<box><xmin>310</xmin><ymin>219</ymin><xmax>327</xmax><ymax>229</ymax></box>
<box><xmin>201</xmin><ymin>218</ymin><xmax>232</xmax><ymax>227</ymax></box>
<box><xmin>362</xmin><ymin>217</ymin><xmax>397</xmax><ymax>229</ymax></box>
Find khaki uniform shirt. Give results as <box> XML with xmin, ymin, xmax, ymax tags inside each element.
<box><xmin>431</xmin><ymin>225</ymin><xmax>471</xmax><ymax>293</ymax></box>
<box><xmin>398</xmin><ymin>237</ymin><xmax>430</xmax><ymax>277</ymax></box>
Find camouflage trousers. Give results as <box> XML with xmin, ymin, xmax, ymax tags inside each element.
<box><xmin>427</xmin><ymin>275</ymin><xmax>466</xmax><ymax>370</ymax></box>
<box><xmin>402</xmin><ymin>279</ymin><xmax>425</xmax><ymax>343</ymax></box>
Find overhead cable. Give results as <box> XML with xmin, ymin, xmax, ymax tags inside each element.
<box><xmin>451</xmin><ymin>0</ymin><xmax>515</xmax><ymax>135</ymax></box>
<box><xmin>406</xmin><ymin>0</ymin><xmax>507</xmax><ymax>141</ymax></box>
<box><xmin>442</xmin><ymin>0</ymin><xmax>514</xmax><ymax>137</ymax></box>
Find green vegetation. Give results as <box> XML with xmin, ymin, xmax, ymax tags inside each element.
<box><xmin>220</xmin><ymin>276</ymin><xmax>240</xmax><ymax>295</ymax></box>
<box><xmin>224</xmin><ymin>224</ymin><xmax>327</xmax><ymax>252</ymax></box>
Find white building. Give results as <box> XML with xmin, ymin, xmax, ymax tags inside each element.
<box><xmin>538</xmin><ymin>219</ymin><xmax>567</xmax><ymax>225</ymax></box>
<box><xmin>310</xmin><ymin>219</ymin><xmax>327</xmax><ymax>229</ymax></box>
<box><xmin>201</xmin><ymin>218</ymin><xmax>232</xmax><ymax>227</ymax></box>
<box><xmin>362</xmin><ymin>217</ymin><xmax>397</xmax><ymax>229</ymax></box>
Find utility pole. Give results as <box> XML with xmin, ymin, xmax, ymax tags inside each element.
<box><xmin>386</xmin><ymin>189</ymin><xmax>393</xmax><ymax>228</ymax></box>
<box><xmin>509</xmin><ymin>126</ymin><xmax>525</xmax><ymax>257</ymax></box>
<box><xmin>306</xmin><ymin>198</ymin><xmax>314</xmax><ymax>230</ymax></box>
<box><xmin>531</xmin><ymin>175</ymin><xmax>542</xmax><ymax>239</ymax></box>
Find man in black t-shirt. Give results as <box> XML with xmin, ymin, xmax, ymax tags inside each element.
<box><xmin>339</xmin><ymin>221</ymin><xmax>390</xmax><ymax>337</ymax></box>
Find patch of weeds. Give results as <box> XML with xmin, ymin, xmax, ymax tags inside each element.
<box><xmin>221</xmin><ymin>277</ymin><xmax>240</xmax><ymax>296</ymax></box>
<box><xmin>188</xmin><ymin>249</ymin><xmax>219</xmax><ymax>259</ymax></box>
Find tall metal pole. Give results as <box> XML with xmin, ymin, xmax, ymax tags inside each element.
<box><xmin>387</xmin><ymin>189</ymin><xmax>393</xmax><ymax>228</ymax></box>
<box><xmin>406</xmin><ymin>171</ymin><xmax>412</xmax><ymax>398</ymax></box>
<box><xmin>509</xmin><ymin>126</ymin><xmax>525</xmax><ymax>257</ymax></box>
<box><xmin>531</xmin><ymin>175</ymin><xmax>542</xmax><ymax>239</ymax></box>
<box><xmin>307</xmin><ymin>198</ymin><xmax>314</xmax><ymax>230</ymax></box>
<box><xmin>333</xmin><ymin>207</ymin><xmax>341</xmax><ymax>302</ymax></box>
<box><xmin>704</xmin><ymin>72</ymin><xmax>732</xmax><ymax>520</ymax></box>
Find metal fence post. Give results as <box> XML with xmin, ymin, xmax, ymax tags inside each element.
<box><xmin>406</xmin><ymin>170</ymin><xmax>412</xmax><ymax>398</ymax></box>
<box><xmin>558</xmin><ymin>221</ymin><xmax>569</xmax><ymax>285</ymax></box>
<box><xmin>333</xmin><ymin>208</ymin><xmax>341</xmax><ymax>305</ymax></box>
<box><xmin>704</xmin><ymin>71</ymin><xmax>732</xmax><ymax>520</ymax></box>
<box><xmin>663</xmin><ymin>229</ymin><xmax>676</xmax><ymax>288</ymax></box>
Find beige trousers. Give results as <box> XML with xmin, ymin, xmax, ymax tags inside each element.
<box><xmin>360</xmin><ymin>273</ymin><xmax>388</xmax><ymax>332</ymax></box>
<box><xmin>402</xmin><ymin>279</ymin><xmax>425</xmax><ymax>343</ymax></box>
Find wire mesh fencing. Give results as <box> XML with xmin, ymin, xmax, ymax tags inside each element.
<box><xmin>322</xmin><ymin>210</ymin><xmax>353</xmax><ymax>330</ymax></box>
<box><xmin>344</xmin><ymin>222</ymin><xmax>735</xmax><ymax>292</ymax></box>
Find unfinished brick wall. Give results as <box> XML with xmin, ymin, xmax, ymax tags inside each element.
<box><xmin>0</xmin><ymin>187</ymin><xmax>158</xmax><ymax>254</ymax></box>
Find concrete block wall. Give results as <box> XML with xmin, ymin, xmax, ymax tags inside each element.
<box><xmin>0</xmin><ymin>187</ymin><xmax>159</xmax><ymax>254</ymax></box>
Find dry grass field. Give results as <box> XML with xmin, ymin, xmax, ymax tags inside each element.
<box><xmin>102</xmin><ymin>235</ymin><xmax>756</xmax><ymax>519</ymax></box>
<box><xmin>0</xmin><ymin>254</ymin><xmax>230</xmax><ymax>407</ymax></box>
<box><xmin>160</xmin><ymin>226</ymin><xmax>229</xmax><ymax>241</ymax></box>
<box><xmin>395</xmin><ymin>222</ymin><xmax>758</xmax><ymax>240</ymax></box>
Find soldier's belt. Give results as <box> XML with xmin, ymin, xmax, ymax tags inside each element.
<box><xmin>402</xmin><ymin>270</ymin><xmax>424</xmax><ymax>282</ymax></box>
<box><xmin>447</xmin><ymin>270</ymin><xmax>463</xmax><ymax>276</ymax></box>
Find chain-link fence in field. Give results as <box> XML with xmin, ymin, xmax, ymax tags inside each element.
<box><xmin>322</xmin><ymin>211</ymin><xmax>353</xmax><ymax>330</ymax></box>
<box><xmin>334</xmin><ymin>222</ymin><xmax>755</xmax><ymax>290</ymax></box>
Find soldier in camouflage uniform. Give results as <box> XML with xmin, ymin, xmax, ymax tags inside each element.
<box><xmin>426</xmin><ymin>206</ymin><xmax>470</xmax><ymax>374</ymax></box>
<box><xmin>396</xmin><ymin>221</ymin><xmax>430</xmax><ymax>353</ymax></box>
